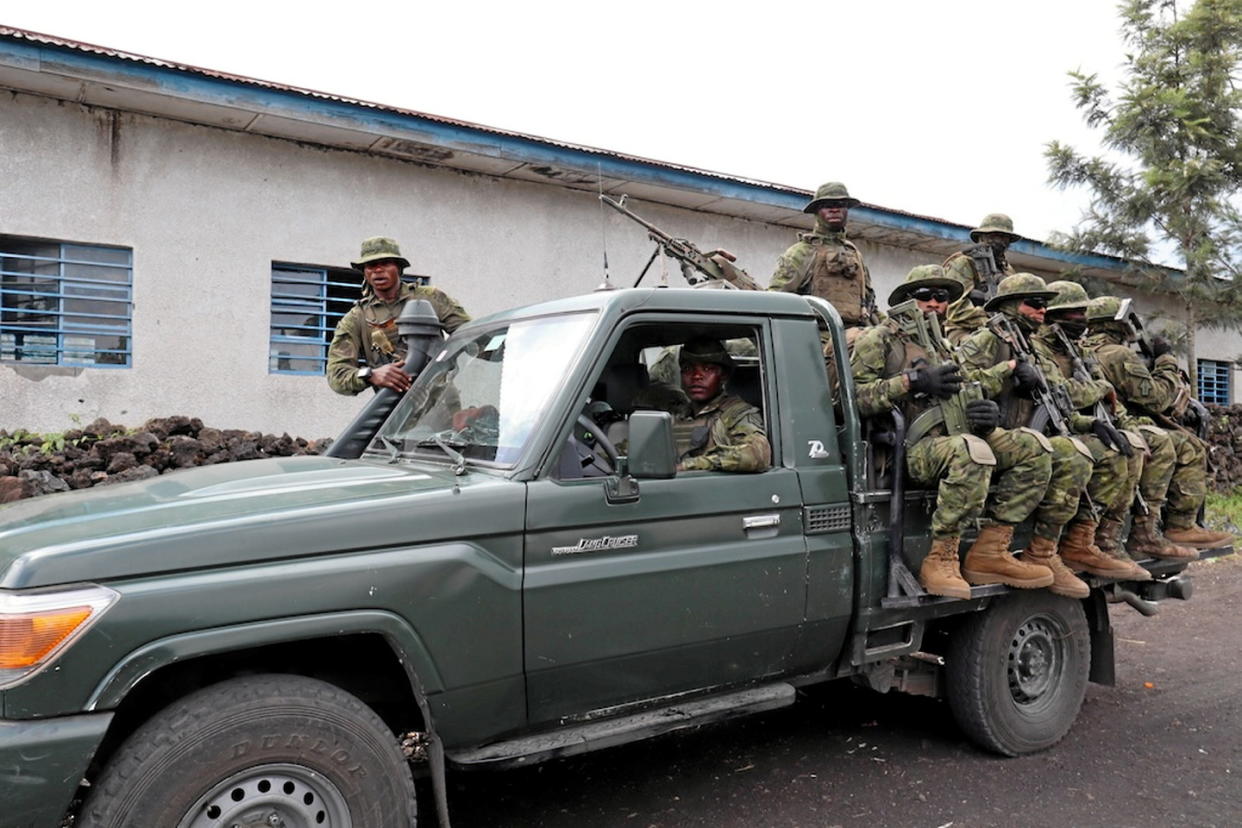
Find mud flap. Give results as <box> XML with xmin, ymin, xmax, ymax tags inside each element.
<box><xmin>1082</xmin><ymin>590</ymin><xmax>1115</xmax><ymax>686</ymax></box>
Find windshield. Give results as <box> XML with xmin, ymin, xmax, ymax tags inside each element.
<box><xmin>370</xmin><ymin>311</ymin><xmax>597</xmax><ymax>467</ymax></box>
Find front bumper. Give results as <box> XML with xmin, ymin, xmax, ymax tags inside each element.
<box><xmin>0</xmin><ymin>712</ymin><xmax>113</xmax><ymax>828</ymax></box>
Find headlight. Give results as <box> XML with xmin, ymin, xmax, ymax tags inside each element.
<box><xmin>0</xmin><ymin>585</ymin><xmax>118</xmax><ymax>690</ymax></box>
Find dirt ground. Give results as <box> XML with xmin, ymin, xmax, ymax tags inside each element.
<box><xmin>434</xmin><ymin>555</ymin><xmax>1241</xmax><ymax>827</ymax></box>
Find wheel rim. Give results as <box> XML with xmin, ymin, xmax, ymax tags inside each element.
<box><xmin>1006</xmin><ymin>613</ymin><xmax>1067</xmax><ymax>711</ymax></box>
<box><xmin>177</xmin><ymin>762</ymin><xmax>352</xmax><ymax>828</ymax></box>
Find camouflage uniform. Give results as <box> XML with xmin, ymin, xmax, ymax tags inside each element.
<box><xmin>675</xmin><ymin>392</ymin><xmax>771</xmax><ymax>473</ymax></box>
<box><xmin>942</xmin><ymin>214</ymin><xmax>1021</xmax><ymax>346</ymax></box>
<box><xmin>327</xmin><ymin>282</ymin><xmax>470</xmax><ymax>396</ymax></box>
<box><xmin>954</xmin><ymin>280</ymin><xmax>1095</xmax><ymax>544</ymax></box>
<box><xmin>768</xmin><ymin>182</ymin><xmax>878</xmax><ymax>330</ymax></box>
<box><xmin>1081</xmin><ymin>325</ymin><xmax>1206</xmax><ymax>529</ymax></box>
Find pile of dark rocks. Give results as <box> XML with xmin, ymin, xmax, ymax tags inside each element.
<box><xmin>1206</xmin><ymin>404</ymin><xmax>1242</xmax><ymax>492</ymax></box>
<box><xmin>0</xmin><ymin>417</ymin><xmax>327</xmax><ymax>503</ymax></box>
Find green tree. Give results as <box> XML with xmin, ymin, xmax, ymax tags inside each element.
<box><xmin>1046</xmin><ymin>0</ymin><xmax>1242</xmax><ymax>378</ymax></box>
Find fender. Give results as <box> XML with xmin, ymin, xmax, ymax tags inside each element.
<box><xmin>86</xmin><ymin>609</ymin><xmax>443</xmax><ymax>710</ymax></box>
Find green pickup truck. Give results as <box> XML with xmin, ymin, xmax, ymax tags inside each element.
<box><xmin>0</xmin><ymin>288</ymin><xmax>1223</xmax><ymax>827</ymax></box>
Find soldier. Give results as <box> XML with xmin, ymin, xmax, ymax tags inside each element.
<box><xmin>1035</xmin><ymin>282</ymin><xmax>1148</xmax><ymax>581</ymax></box>
<box><xmin>942</xmin><ymin>213</ymin><xmax>1020</xmax><ymax>345</ymax></box>
<box><xmin>769</xmin><ymin>182</ymin><xmax>879</xmax><ymax>335</ymax></box>
<box><xmin>675</xmin><ymin>338</ymin><xmax>771</xmax><ymax>473</ymax></box>
<box><xmin>326</xmin><ymin>236</ymin><xmax>470</xmax><ymax>396</ymax></box>
<box><xmin>1082</xmin><ymin>297</ymin><xmax>1232</xmax><ymax>552</ymax></box>
<box><xmin>851</xmin><ymin>265</ymin><xmax>1053</xmax><ymax>598</ymax></box>
<box><xmin>956</xmin><ymin>274</ymin><xmax>1135</xmax><ymax>597</ymax></box>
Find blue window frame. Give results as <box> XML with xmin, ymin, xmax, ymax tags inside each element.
<box><xmin>1197</xmin><ymin>359</ymin><xmax>1231</xmax><ymax>405</ymax></box>
<box><xmin>0</xmin><ymin>237</ymin><xmax>133</xmax><ymax>367</ymax></box>
<box><xmin>269</xmin><ymin>264</ymin><xmax>430</xmax><ymax>375</ymax></box>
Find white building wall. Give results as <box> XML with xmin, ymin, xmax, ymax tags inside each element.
<box><xmin>3</xmin><ymin>90</ymin><xmax>1238</xmax><ymax>436</ymax></box>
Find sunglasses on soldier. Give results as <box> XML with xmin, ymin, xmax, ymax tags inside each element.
<box><xmin>1022</xmin><ymin>297</ymin><xmax>1050</xmax><ymax>310</ymax></box>
<box><xmin>911</xmin><ymin>287</ymin><xmax>952</xmax><ymax>302</ymax></box>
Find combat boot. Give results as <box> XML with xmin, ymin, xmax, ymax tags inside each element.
<box><xmin>918</xmin><ymin>536</ymin><xmax>971</xmax><ymax>600</ymax></box>
<box><xmin>962</xmin><ymin>523</ymin><xmax>1054</xmax><ymax>589</ymax></box>
<box><xmin>1019</xmin><ymin>534</ymin><xmax>1088</xmax><ymax>598</ymax></box>
<box><xmin>1126</xmin><ymin>512</ymin><xmax>1197</xmax><ymax>561</ymax></box>
<box><xmin>1057</xmin><ymin>520</ymin><xmax>1136</xmax><ymax>580</ymax></box>
<box><xmin>1163</xmin><ymin>524</ymin><xmax>1234</xmax><ymax>549</ymax></box>
<box><xmin>1093</xmin><ymin>518</ymin><xmax>1151</xmax><ymax>581</ymax></box>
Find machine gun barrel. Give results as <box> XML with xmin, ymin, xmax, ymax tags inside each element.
<box><xmin>600</xmin><ymin>194</ymin><xmax>758</xmax><ymax>290</ymax></box>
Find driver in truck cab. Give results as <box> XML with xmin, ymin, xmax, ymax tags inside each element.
<box><xmin>673</xmin><ymin>337</ymin><xmax>771</xmax><ymax>473</ymax></box>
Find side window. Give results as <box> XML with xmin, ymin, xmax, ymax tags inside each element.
<box><xmin>0</xmin><ymin>236</ymin><xmax>132</xmax><ymax>367</ymax></box>
<box><xmin>554</xmin><ymin>321</ymin><xmax>771</xmax><ymax>479</ymax></box>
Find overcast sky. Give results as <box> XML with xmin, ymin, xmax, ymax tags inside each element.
<box><xmin>5</xmin><ymin>1</ymin><xmax>1133</xmax><ymax>241</ymax></box>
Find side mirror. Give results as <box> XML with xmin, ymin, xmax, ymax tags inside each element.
<box><xmin>626</xmin><ymin>411</ymin><xmax>677</xmax><ymax>479</ymax></box>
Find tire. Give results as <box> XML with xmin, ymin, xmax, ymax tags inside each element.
<box><xmin>945</xmin><ymin>591</ymin><xmax>1090</xmax><ymax>756</ymax></box>
<box><xmin>78</xmin><ymin>674</ymin><xmax>417</xmax><ymax>828</ymax></box>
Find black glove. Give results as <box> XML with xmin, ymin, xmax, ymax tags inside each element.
<box><xmin>1090</xmin><ymin>418</ymin><xmax>1133</xmax><ymax>457</ymax></box>
<box><xmin>1012</xmin><ymin>361</ymin><xmax>1043</xmax><ymax>397</ymax></box>
<box><xmin>965</xmin><ymin>399</ymin><xmax>1000</xmax><ymax>435</ymax></box>
<box><xmin>1149</xmin><ymin>335</ymin><xmax>1173</xmax><ymax>358</ymax></box>
<box><xmin>904</xmin><ymin>359</ymin><xmax>963</xmax><ymax>399</ymax></box>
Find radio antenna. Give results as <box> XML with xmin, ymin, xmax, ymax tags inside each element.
<box><xmin>596</xmin><ymin>162</ymin><xmax>615</xmax><ymax>291</ymax></box>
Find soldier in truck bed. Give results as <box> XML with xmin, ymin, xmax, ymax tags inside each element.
<box><xmin>850</xmin><ymin>265</ymin><xmax>1053</xmax><ymax>599</ymax></box>
<box><xmin>326</xmin><ymin>236</ymin><xmax>470</xmax><ymax>396</ymax></box>
<box><xmin>768</xmin><ymin>181</ymin><xmax>880</xmax><ymax>335</ymax></box>
<box><xmin>942</xmin><ymin>213</ymin><xmax>1020</xmax><ymax>345</ymax></box>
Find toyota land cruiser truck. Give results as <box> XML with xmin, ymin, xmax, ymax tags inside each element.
<box><xmin>0</xmin><ymin>288</ymin><xmax>1225</xmax><ymax>827</ymax></box>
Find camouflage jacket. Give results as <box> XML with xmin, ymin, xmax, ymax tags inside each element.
<box><xmin>850</xmin><ymin>322</ymin><xmax>927</xmax><ymax>419</ymax></box>
<box><xmin>1081</xmin><ymin>331</ymin><xmax>1183</xmax><ymax>417</ymax></box>
<box><xmin>956</xmin><ymin>324</ymin><xmax>1092</xmax><ymax>432</ymax></box>
<box><xmin>768</xmin><ymin>227</ymin><xmax>877</xmax><ymax>327</ymax></box>
<box><xmin>1032</xmin><ymin>329</ymin><xmax>1114</xmax><ymax>410</ymax></box>
<box><xmin>942</xmin><ymin>251</ymin><xmax>1013</xmax><ymax>345</ymax></box>
<box><xmin>676</xmin><ymin>392</ymin><xmax>771</xmax><ymax>473</ymax></box>
<box><xmin>327</xmin><ymin>282</ymin><xmax>470</xmax><ymax>396</ymax></box>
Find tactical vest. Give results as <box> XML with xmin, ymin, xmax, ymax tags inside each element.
<box><xmin>673</xmin><ymin>412</ymin><xmax>712</xmax><ymax>461</ymax></box>
<box><xmin>981</xmin><ymin>334</ymin><xmax>1037</xmax><ymax>430</ymax></box>
<box><xmin>807</xmin><ymin>238</ymin><xmax>868</xmax><ymax>326</ymax></box>
<box><xmin>360</xmin><ymin>301</ymin><xmax>408</xmax><ymax>367</ymax></box>
<box><xmin>880</xmin><ymin>324</ymin><xmax>937</xmax><ymax>429</ymax></box>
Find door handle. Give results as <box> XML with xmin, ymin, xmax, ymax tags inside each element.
<box><xmin>742</xmin><ymin>514</ymin><xmax>781</xmax><ymax>531</ymax></box>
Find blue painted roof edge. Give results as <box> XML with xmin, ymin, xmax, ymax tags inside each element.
<box><xmin>1</xmin><ymin>31</ymin><xmax>1168</xmax><ymax>278</ymax></box>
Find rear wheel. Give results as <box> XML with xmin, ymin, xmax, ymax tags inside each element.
<box><xmin>78</xmin><ymin>674</ymin><xmax>417</xmax><ymax>827</ymax></box>
<box><xmin>946</xmin><ymin>591</ymin><xmax>1089</xmax><ymax>756</ymax></box>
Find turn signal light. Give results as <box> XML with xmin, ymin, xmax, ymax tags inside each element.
<box><xmin>0</xmin><ymin>585</ymin><xmax>118</xmax><ymax>689</ymax></box>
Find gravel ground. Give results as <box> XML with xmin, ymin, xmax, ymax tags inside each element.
<box><xmin>435</xmin><ymin>555</ymin><xmax>1241</xmax><ymax>827</ymax></box>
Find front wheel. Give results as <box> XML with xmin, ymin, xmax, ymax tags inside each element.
<box><xmin>946</xmin><ymin>591</ymin><xmax>1090</xmax><ymax>756</ymax></box>
<box><xmin>78</xmin><ymin>674</ymin><xmax>417</xmax><ymax>828</ymax></box>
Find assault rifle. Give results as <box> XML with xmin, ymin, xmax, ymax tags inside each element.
<box><xmin>987</xmin><ymin>314</ymin><xmax>1076</xmax><ymax>437</ymax></box>
<box><xmin>1048</xmin><ymin>321</ymin><xmax>1120</xmax><ymax>429</ymax></box>
<box><xmin>600</xmin><ymin>194</ymin><xmax>759</xmax><ymax>290</ymax></box>
<box><xmin>889</xmin><ymin>300</ymin><xmax>984</xmax><ymax>444</ymax></box>
<box><xmin>963</xmin><ymin>243</ymin><xmax>1004</xmax><ymax>303</ymax></box>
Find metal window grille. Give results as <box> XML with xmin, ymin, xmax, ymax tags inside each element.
<box><xmin>1197</xmin><ymin>359</ymin><xmax>1231</xmax><ymax>405</ymax></box>
<box><xmin>0</xmin><ymin>238</ymin><xmax>133</xmax><ymax>367</ymax></box>
<box><xmin>269</xmin><ymin>264</ymin><xmax>429</xmax><ymax>375</ymax></box>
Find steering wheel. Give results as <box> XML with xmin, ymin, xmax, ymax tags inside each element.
<box><xmin>576</xmin><ymin>413</ymin><xmax>622</xmax><ymax>473</ymax></box>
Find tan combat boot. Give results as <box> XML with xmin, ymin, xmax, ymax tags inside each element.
<box><xmin>1019</xmin><ymin>534</ymin><xmax>1088</xmax><ymax>598</ymax></box>
<box><xmin>1093</xmin><ymin>518</ymin><xmax>1152</xmax><ymax>581</ymax></box>
<box><xmin>1163</xmin><ymin>523</ymin><xmax>1234</xmax><ymax>549</ymax></box>
<box><xmin>1126</xmin><ymin>512</ymin><xmax>1197</xmax><ymax>561</ymax></box>
<box><xmin>1057</xmin><ymin>520</ymin><xmax>1136</xmax><ymax>580</ymax></box>
<box><xmin>962</xmin><ymin>523</ymin><xmax>1054</xmax><ymax>589</ymax></box>
<box><xmin>918</xmin><ymin>536</ymin><xmax>972</xmax><ymax>600</ymax></box>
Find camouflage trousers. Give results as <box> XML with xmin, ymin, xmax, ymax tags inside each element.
<box><xmin>1165</xmin><ymin>429</ymin><xmax>1208</xmax><ymax>528</ymax></box>
<box><xmin>907</xmin><ymin>434</ymin><xmax>990</xmax><ymax>539</ymax></box>
<box><xmin>1134</xmin><ymin>424</ymin><xmax>1177</xmax><ymax>508</ymax></box>
<box><xmin>985</xmin><ymin>427</ymin><xmax>1054</xmax><ymax>528</ymax></box>
<box><xmin>1071</xmin><ymin>435</ymin><xmax>1130</xmax><ymax>524</ymax></box>
<box><xmin>1031</xmin><ymin>436</ymin><xmax>1094</xmax><ymax>540</ymax></box>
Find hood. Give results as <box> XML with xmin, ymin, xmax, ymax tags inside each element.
<box><xmin>0</xmin><ymin>456</ymin><xmax>520</xmax><ymax>588</ymax></box>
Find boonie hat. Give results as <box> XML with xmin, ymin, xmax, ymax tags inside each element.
<box><xmin>969</xmin><ymin>213</ymin><xmax>1022</xmax><ymax>243</ymax></box>
<box><xmin>888</xmin><ymin>264</ymin><xmax>965</xmax><ymax>306</ymax></box>
<box><xmin>803</xmin><ymin>181</ymin><xmax>861</xmax><ymax>213</ymax></box>
<box><xmin>352</xmin><ymin>236</ymin><xmax>411</xmax><ymax>271</ymax></box>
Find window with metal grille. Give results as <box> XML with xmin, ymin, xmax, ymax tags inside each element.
<box><xmin>1197</xmin><ymin>359</ymin><xmax>1231</xmax><ymax>405</ymax></box>
<box><xmin>0</xmin><ymin>237</ymin><xmax>133</xmax><ymax>367</ymax></box>
<box><xmin>268</xmin><ymin>264</ymin><xmax>428</xmax><ymax>375</ymax></box>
